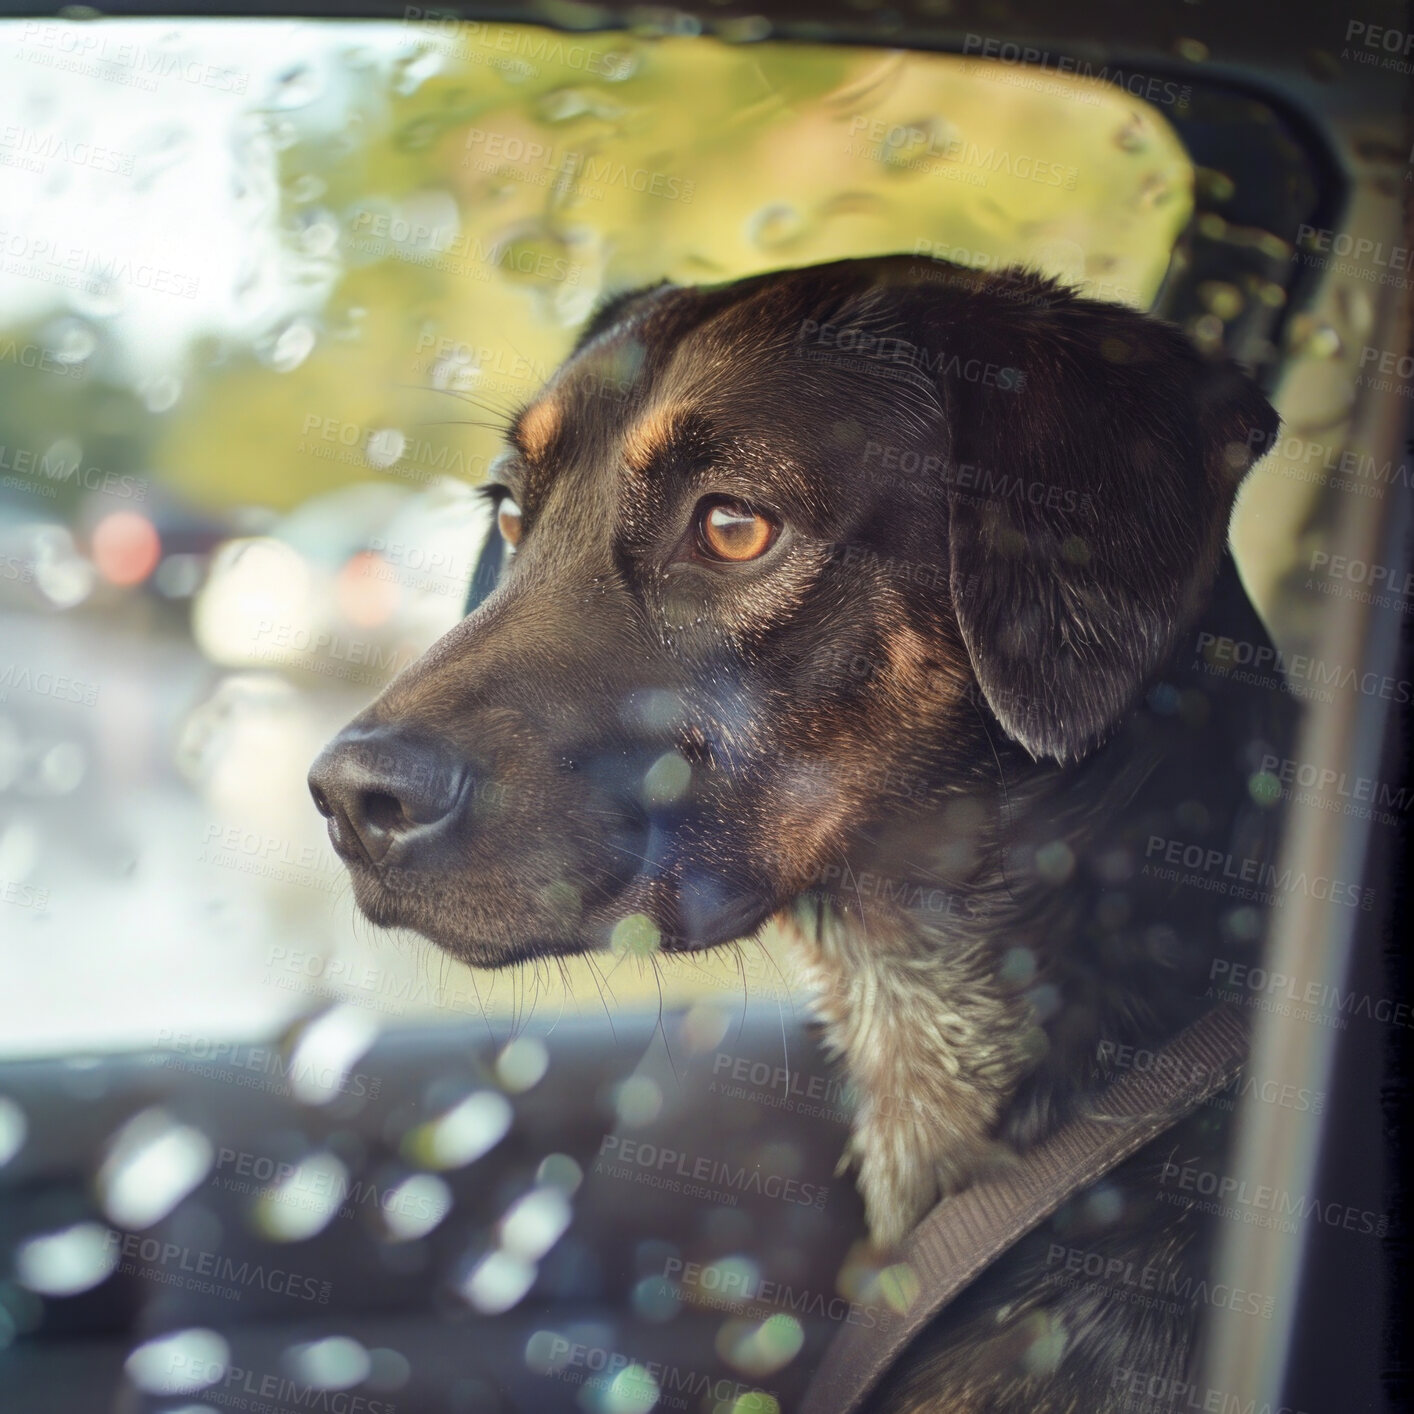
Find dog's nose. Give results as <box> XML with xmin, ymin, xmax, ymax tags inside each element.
<box><xmin>308</xmin><ymin>730</ymin><xmax>467</xmax><ymax>864</ymax></box>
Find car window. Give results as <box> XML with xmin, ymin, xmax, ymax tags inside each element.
<box><xmin>0</xmin><ymin>19</ymin><xmax>1203</xmax><ymax>1053</ymax></box>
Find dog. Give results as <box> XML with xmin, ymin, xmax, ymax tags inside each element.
<box><xmin>310</xmin><ymin>255</ymin><xmax>1294</xmax><ymax>1411</ymax></box>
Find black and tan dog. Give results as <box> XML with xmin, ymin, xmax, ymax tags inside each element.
<box><xmin>310</xmin><ymin>256</ymin><xmax>1293</xmax><ymax>1411</ymax></box>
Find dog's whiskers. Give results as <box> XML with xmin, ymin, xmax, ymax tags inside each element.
<box><xmin>565</xmin><ymin>831</ymin><xmax>662</xmax><ymax>874</ymax></box>
<box><xmin>390</xmin><ymin>380</ymin><xmax>518</xmax><ymax>424</ymax></box>
<box><xmin>461</xmin><ymin>964</ymin><xmax>497</xmax><ymax>1044</ymax></box>
<box><xmin>648</xmin><ymin>954</ymin><xmax>681</xmax><ymax>1088</ymax></box>
<box><xmin>581</xmin><ymin>953</ymin><xmax>620</xmax><ymax>1043</ymax></box>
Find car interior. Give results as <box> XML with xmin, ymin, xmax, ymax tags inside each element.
<box><xmin>0</xmin><ymin>1</ymin><xmax>1408</xmax><ymax>1410</ymax></box>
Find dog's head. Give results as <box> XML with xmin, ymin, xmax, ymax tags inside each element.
<box><xmin>309</xmin><ymin>256</ymin><xmax>1277</xmax><ymax>967</ymax></box>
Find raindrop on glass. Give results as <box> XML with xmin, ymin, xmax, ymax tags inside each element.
<box><xmin>264</xmin><ymin>319</ymin><xmax>318</xmax><ymax>372</ymax></box>
<box><xmin>365</xmin><ymin>428</ymin><xmax>407</xmax><ymax>470</ymax></box>
<box><xmin>125</xmin><ymin>1329</ymin><xmax>229</xmax><ymax>1394</ymax></box>
<box><xmin>98</xmin><ymin>1107</ymin><xmax>213</xmax><ymax>1229</ymax></box>
<box><xmin>140</xmin><ymin>374</ymin><xmax>183</xmax><ymax>414</ymax></box>
<box><xmin>0</xmin><ymin>1095</ymin><xmax>28</xmax><ymax>1167</ymax></box>
<box><xmin>16</xmin><ymin>1222</ymin><xmax>118</xmax><ymax>1296</ymax></box>
<box><xmin>270</xmin><ymin>64</ymin><xmax>322</xmax><ymax>111</ymax></box>
<box><xmin>285</xmin><ymin>1335</ymin><xmax>372</xmax><ymax>1389</ymax></box>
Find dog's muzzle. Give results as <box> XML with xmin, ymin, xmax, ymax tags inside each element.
<box><xmin>308</xmin><ymin>728</ymin><xmax>469</xmax><ymax>867</ymax></box>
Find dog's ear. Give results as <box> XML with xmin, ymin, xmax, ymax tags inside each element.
<box><xmin>904</xmin><ymin>266</ymin><xmax>1277</xmax><ymax>763</ymax></box>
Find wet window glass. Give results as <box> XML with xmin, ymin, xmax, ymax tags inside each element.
<box><xmin>0</xmin><ymin>20</ymin><xmax>1209</xmax><ymax>1048</ymax></box>
<box><xmin>0</xmin><ymin>13</ymin><xmax>1406</xmax><ymax>1414</ymax></box>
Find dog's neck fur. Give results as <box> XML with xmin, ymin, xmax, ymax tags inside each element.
<box><xmin>781</xmin><ymin>748</ymin><xmax>1104</xmax><ymax>1246</ymax></box>
<box><xmin>780</xmin><ymin>560</ymin><xmax>1282</xmax><ymax>1246</ymax></box>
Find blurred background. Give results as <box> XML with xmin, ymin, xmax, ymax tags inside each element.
<box><xmin>0</xmin><ymin>17</ymin><xmax>1216</xmax><ymax>1055</ymax></box>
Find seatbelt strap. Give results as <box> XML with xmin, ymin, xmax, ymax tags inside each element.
<box><xmin>803</xmin><ymin>1003</ymin><xmax>1250</xmax><ymax>1414</ymax></box>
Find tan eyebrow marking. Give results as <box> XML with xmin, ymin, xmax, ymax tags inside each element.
<box><xmin>515</xmin><ymin>397</ymin><xmax>562</xmax><ymax>463</ymax></box>
<box><xmin>622</xmin><ymin>401</ymin><xmax>689</xmax><ymax>475</ymax></box>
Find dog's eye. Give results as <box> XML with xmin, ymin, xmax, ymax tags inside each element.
<box><xmin>695</xmin><ymin>496</ymin><xmax>778</xmax><ymax>563</ymax></box>
<box><xmin>497</xmin><ymin>497</ymin><xmax>524</xmax><ymax>549</ymax></box>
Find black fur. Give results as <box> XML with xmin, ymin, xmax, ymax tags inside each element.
<box><xmin>311</xmin><ymin>256</ymin><xmax>1294</xmax><ymax>1412</ymax></box>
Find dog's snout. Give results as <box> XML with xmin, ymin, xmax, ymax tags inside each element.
<box><xmin>308</xmin><ymin>730</ymin><xmax>467</xmax><ymax>865</ymax></box>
